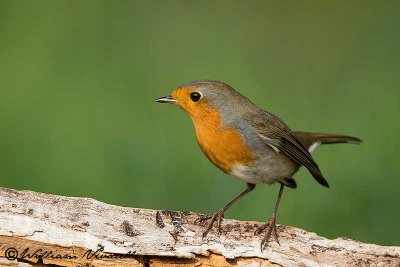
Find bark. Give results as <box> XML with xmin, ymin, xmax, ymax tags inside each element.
<box><xmin>0</xmin><ymin>187</ymin><xmax>398</xmax><ymax>267</ymax></box>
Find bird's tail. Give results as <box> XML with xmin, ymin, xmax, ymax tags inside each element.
<box><xmin>294</xmin><ymin>131</ymin><xmax>362</xmax><ymax>152</ymax></box>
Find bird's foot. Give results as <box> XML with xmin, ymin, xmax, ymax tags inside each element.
<box><xmin>195</xmin><ymin>209</ymin><xmax>225</xmax><ymax>239</ymax></box>
<box><xmin>255</xmin><ymin>214</ymin><xmax>280</xmax><ymax>251</ymax></box>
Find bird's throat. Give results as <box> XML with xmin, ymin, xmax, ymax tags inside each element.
<box><xmin>191</xmin><ymin>109</ymin><xmax>255</xmax><ymax>173</ymax></box>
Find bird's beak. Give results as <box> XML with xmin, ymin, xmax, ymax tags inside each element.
<box><xmin>155</xmin><ymin>96</ymin><xmax>176</xmax><ymax>104</ymax></box>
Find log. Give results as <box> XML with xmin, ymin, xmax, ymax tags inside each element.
<box><xmin>0</xmin><ymin>187</ymin><xmax>398</xmax><ymax>267</ymax></box>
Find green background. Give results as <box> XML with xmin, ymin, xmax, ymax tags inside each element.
<box><xmin>0</xmin><ymin>1</ymin><xmax>399</xmax><ymax>245</ymax></box>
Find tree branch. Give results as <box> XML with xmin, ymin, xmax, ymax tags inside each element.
<box><xmin>0</xmin><ymin>187</ymin><xmax>398</xmax><ymax>266</ymax></box>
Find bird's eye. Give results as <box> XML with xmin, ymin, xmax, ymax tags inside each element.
<box><xmin>190</xmin><ymin>92</ymin><xmax>202</xmax><ymax>102</ymax></box>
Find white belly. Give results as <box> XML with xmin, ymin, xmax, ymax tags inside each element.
<box><xmin>230</xmin><ymin>153</ymin><xmax>297</xmax><ymax>184</ymax></box>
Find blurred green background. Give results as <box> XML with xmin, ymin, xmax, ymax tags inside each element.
<box><xmin>0</xmin><ymin>1</ymin><xmax>399</xmax><ymax>245</ymax></box>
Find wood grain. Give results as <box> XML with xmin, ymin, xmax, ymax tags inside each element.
<box><xmin>0</xmin><ymin>187</ymin><xmax>398</xmax><ymax>266</ymax></box>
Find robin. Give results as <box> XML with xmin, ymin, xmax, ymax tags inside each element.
<box><xmin>156</xmin><ymin>80</ymin><xmax>361</xmax><ymax>250</ymax></box>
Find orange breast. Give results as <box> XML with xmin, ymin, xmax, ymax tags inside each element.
<box><xmin>191</xmin><ymin>108</ymin><xmax>255</xmax><ymax>173</ymax></box>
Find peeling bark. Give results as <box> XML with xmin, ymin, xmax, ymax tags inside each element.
<box><xmin>0</xmin><ymin>187</ymin><xmax>398</xmax><ymax>267</ymax></box>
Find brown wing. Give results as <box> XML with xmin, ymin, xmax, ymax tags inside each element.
<box><xmin>253</xmin><ymin>112</ymin><xmax>329</xmax><ymax>187</ymax></box>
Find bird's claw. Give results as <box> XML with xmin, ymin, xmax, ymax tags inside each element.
<box><xmin>194</xmin><ymin>214</ymin><xmax>212</xmax><ymax>224</ymax></box>
<box><xmin>255</xmin><ymin>214</ymin><xmax>280</xmax><ymax>251</ymax></box>
<box><xmin>195</xmin><ymin>210</ymin><xmax>225</xmax><ymax>239</ymax></box>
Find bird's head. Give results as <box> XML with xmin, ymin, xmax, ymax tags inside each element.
<box><xmin>156</xmin><ymin>80</ymin><xmax>249</xmax><ymax>121</ymax></box>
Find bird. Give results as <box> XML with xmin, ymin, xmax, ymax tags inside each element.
<box><xmin>156</xmin><ymin>80</ymin><xmax>361</xmax><ymax>250</ymax></box>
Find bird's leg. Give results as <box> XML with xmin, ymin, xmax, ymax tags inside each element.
<box><xmin>255</xmin><ymin>182</ymin><xmax>284</xmax><ymax>251</ymax></box>
<box><xmin>196</xmin><ymin>183</ymin><xmax>256</xmax><ymax>239</ymax></box>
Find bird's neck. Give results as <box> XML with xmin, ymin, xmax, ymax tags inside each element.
<box><xmin>190</xmin><ymin>109</ymin><xmax>255</xmax><ymax>173</ymax></box>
